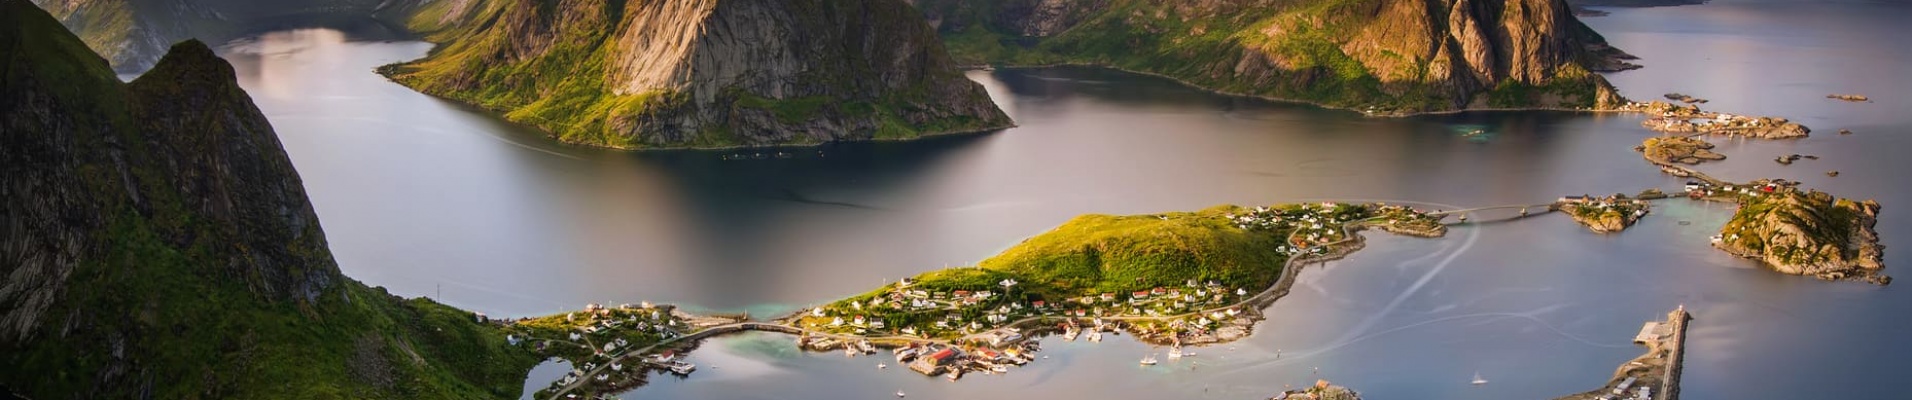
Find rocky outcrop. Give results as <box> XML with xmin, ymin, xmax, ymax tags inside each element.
<box><xmin>1716</xmin><ymin>190</ymin><xmax>1889</xmax><ymax>284</ymax></box>
<box><xmin>382</xmin><ymin>0</ymin><xmax>1012</xmax><ymax>149</ymax></box>
<box><xmin>914</xmin><ymin>0</ymin><xmax>1632</xmax><ymax>113</ymax></box>
<box><xmin>1560</xmin><ymin>197</ymin><xmax>1649</xmax><ymax>233</ymax></box>
<box><xmin>1639</xmin><ymin>136</ymin><xmax>1725</xmax><ymax>165</ymax></box>
<box><xmin>0</xmin><ymin>2</ymin><xmax>536</xmax><ymax>397</ymax></box>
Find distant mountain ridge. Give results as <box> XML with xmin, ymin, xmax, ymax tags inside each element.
<box><xmin>0</xmin><ymin>1</ymin><xmax>536</xmax><ymax>397</ymax></box>
<box><xmin>917</xmin><ymin>0</ymin><xmax>1636</xmax><ymax>113</ymax></box>
<box><xmin>30</xmin><ymin>0</ymin><xmax>398</xmax><ymax>72</ymax></box>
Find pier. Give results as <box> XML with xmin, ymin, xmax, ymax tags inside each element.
<box><xmin>1553</xmin><ymin>306</ymin><xmax>1691</xmax><ymax>400</ymax></box>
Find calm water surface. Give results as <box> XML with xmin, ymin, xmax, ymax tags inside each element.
<box><xmin>215</xmin><ymin>0</ymin><xmax>1909</xmax><ymax>398</ymax></box>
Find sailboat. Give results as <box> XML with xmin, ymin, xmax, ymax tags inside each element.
<box><xmin>1139</xmin><ymin>354</ymin><xmax>1159</xmax><ymax>366</ymax></box>
<box><xmin>1471</xmin><ymin>372</ymin><xmax>1489</xmax><ymax>386</ymax></box>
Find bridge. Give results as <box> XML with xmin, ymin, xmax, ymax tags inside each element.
<box><xmin>1424</xmin><ymin>203</ymin><xmax>1560</xmax><ymax>219</ymax></box>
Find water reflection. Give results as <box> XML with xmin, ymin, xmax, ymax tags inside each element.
<box><xmin>215</xmin><ymin>2</ymin><xmax>1912</xmax><ymax>397</ymax></box>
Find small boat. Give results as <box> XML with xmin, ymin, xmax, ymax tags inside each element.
<box><xmin>1139</xmin><ymin>355</ymin><xmax>1158</xmax><ymax>366</ymax></box>
<box><xmin>845</xmin><ymin>347</ymin><xmax>858</xmax><ymax>357</ymax></box>
<box><xmin>1471</xmin><ymin>372</ymin><xmax>1489</xmax><ymax>386</ymax></box>
<box><xmin>669</xmin><ymin>362</ymin><xmax>697</xmax><ymax>375</ymax></box>
<box><xmin>896</xmin><ymin>390</ymin><xmax>906</xmax><ymax>398</ymax></box>
<box><xmin>991</xmin><ymin>365</ymin><xmax>1008</xmax><ymax>373</ymax></box>
<box><xmin>946</xmin><ymin>369</ymin><xmax>962</xmax><ymax>381</ymax></box>
<box><xmin>1088</xmin><ymin>331</ymin><xmax>1103</xmax><ymax>342</ymax></box>
<box><xmin>878</xmin><ymin>363</ymin><xmax>887</xmax><ymax>369</ymax></box>
<box><xmin>1167</xmin><ymin>347</ymin><xmax>1184</xmax><ymax>359</ymax></box>
<box><xmin>1062</xmin><ymin>327</ymin><xmax>1080</xmax><ymax>341</ymax></box>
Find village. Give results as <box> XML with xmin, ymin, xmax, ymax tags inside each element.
<box><xmin>1622</xmin><ymin>101</ymin><xmax>1811</xmax><ymax>139</ymax></box>
<box><xmin>505</xmin><ymin>302</ymin><xmax>743</xmax><ymax>399</ymax></box>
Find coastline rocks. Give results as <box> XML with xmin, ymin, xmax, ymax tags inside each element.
<box><xmin>1630</xmin><ymin>101</ymin><xmax>1811</xmax><ymax>139</ymax></box>
<box><xmin>1560</xmin><ymin>196</ymin><xmax>1650</xmax><ymax>233</ymax></box>
<box><xmin>1641</xmin><ymin>136</ymin><xmax>1726</xmax><ymax>165</ymax></box>
<box><xmin>1827</xmin><ymin>94</ymin><xmax>1870</xmax><ymax>102</ymax></box>
<box><xmin>1715</xmin><ymin>190</ymin><xmax>1889</xmax><ymax>284</ymax></box>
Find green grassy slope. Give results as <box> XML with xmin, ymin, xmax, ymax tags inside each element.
<box><xmin>0</xmin><ymin>2</ymin><xmax>539</xmax><ymax>397</ymax></box>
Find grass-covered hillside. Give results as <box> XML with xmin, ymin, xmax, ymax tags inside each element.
<box><xmin>381</xmin><ymin>0</ymin><xmax>1011</xmax><ymax>149</ymax></box>
<box><xmin>0</xmin><ymin>2</ymin><xmax>538</xmax><ymax>397</ymax></box>
<box><xmin>1716</xmin><ymin>189</ymin><xmax>1885</xmax><ymax>281</ymax></box>
<box><xmin>916</xmin><ymin>0</ymin><xmax>1630</xmax><ymax>113</ymax></box>
<box><xmin>794</xmin><ymin>203</ymin><xmax>1440</xmax><ymax>339</ymax></box>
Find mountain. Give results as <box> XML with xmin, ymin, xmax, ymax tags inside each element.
<box><xmin>0</xmin><ymin>1</ymin><xmax>536</xmax><ymax>398</ymax></box>
<box><xmin>915</xmin><ymin>0</ymin><xmax>1635</xmax><ymax>113</ymax></box>
<box><xmin>29</xmin><ymin>0</ymin><xmax>400</xmax><ymax>72</ymax></box>
<box><xmin>379</xmin><ymin>0</ymin><xmax>1013</xmax><ymax>149</ymax></box>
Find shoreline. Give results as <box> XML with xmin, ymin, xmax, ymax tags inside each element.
<box><xmin>964</xmin><ymin>63</ymin><xmax>1634</xmax><ymax>119</ymax></box>
<box><xmin>372</xmin><ymin>66</ymin><xmax>1018</xmax><ymax>153</ymax></box>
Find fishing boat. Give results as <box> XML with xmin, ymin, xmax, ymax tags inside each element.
<box><xmin>1471</xmin><ymin>372</ymin><xmax>1489</xmax><ymax>386</ymax></box>
<box><xmin>1139</xmin><ymin>354</ymin><xmax>1158</xmax><ymax>366</ymax></box>
<box><xmin>1088</xmin><ymin>331</ymin><xmax>1103</xmax><ymax>342</ymax></box>
<box><xmin>878</xmin><ymin>363</ymin><xmax>887</xmax><ymax>369</ymax></box>
<box><xmin>896</xmin><ymin>390</ymin><xmax>906</xmax><ymax>398</ymax></box>
<box><xmin>894</xmin><ymin>348</ymin><xmax>919</xmax><ymax>363</ymax></box>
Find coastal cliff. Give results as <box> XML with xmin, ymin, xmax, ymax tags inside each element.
<box><xmin>380</xmin><ymin>0</ymin><xmax>1013</xmax><ymax>149</ymax></box>
<box><xmin>1715</xmin><ymin>190</ymin><xmax>1888</xmax><ymax>284</ymax></box>
<box><xmin>0</xmin><ymin>2</ymin><xmax>535</xmax><ymax>397</ymax></box>
<box><xmin>917</xmin><ymin>0</ymin><xmax>1634</xmax><ymax>113</ymax></box>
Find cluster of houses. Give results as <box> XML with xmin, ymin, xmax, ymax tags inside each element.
<box><xmin>1225</xmin><ymin>203</ymin><xmax>1368</xmax><ymax>253</ymax></box>
<box><xmin>1681</xmin><ymin>179</ymin><xmax>1791</xmax><ymax>199</ymax></box>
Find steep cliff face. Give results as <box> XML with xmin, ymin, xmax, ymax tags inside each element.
<box><xmin>920</xmin><ymin>0</ymin><xmax>1632</xmax><ymax>113</ymax></box>
<box><xmin>0</xmin><ymin>2</ymin><xmax>536</xmax><ymax>397</ymax></box>
<box><xmin>383</xmin><ymin>0</ymin><xmax>1011</xmax><ymax>149</ymax></box>
<box><xmin>1717</xmin><ymin>190</ymin><xmax>1888</xmax><ymax>283</ymax></box>
<box><xmin>31</xmin><ymin>0</ymin><xmax>395</xmax><ymax>72</ymax></box>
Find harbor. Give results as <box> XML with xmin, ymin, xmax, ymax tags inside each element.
<box><xmin>1554</xmin><ymin>306</ymin><xmax>1691</xmax><ymax>400</ymax></box>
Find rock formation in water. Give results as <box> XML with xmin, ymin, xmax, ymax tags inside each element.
<box><xmin>915</xmin><ymin>0</ymin><xmax>1636</xmax><ymax>113</ymax></box>
<box><xmin>29</xmin><ymin>0</ymin><xmax>403</xmax><ymax>72</ymax></box>
<box><xmin>1716</xmin><ymin>190</ymin><xmax>1889</xmax><ymax>284</ymax></box>
<box><xmin>380</xmin><ymin>0</ymin><xmax>1013</xmax><ymax>149</ymax></box>
<box><xmin>0</xmin><ymin>2</ymin><xmax>536</xmax><ymax>397</ymax></box>
<box><xmin>1639</xmin><ymin>135</ymin><xmax>1725</xmax><ymax>165</ymax></box>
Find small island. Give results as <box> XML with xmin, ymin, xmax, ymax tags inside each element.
<box><xmin>1558</xmin><ymin>194</ymin><xmax>1652</xmax><ymax>233</ymax></box>
<box><xmin>1271</xmin><ymin>380</ymin><xmax>1363</xmax><ymax>400</ymax></box>
<box><xmin>1639</xmin><ymin>135</ymin><xmax>1726</xmax><ymax>165</ymax></box>
<box><xmin>1626</xmin><ymin>101</ymin><xmax>1810</xmax><ymax>138</ymax></box>
<box><xmin>1713</xmin><ymin>188</ymin><xmax>1889</xmax><ymax>284</ymax></box>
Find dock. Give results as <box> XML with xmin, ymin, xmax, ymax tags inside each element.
<box><xmin>1553</xmin><ymin>306</ymin><xmax>1690</xmax><ymax>400</ymax></box>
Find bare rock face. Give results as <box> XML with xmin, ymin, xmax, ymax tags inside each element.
<box><xmin>915</xmin><ymin>0</ymin><xmax>1630</xmax><ymax>112</ymax></box>
<box><xmin>1717</xmin><ymin>190</ymin><xmax>1889</xmax><ymax>284</ymax></box>
<box><xmin>386</xmin><ymin>0</ymin><xmax>1012</xmax><ymax>149</ymax></box>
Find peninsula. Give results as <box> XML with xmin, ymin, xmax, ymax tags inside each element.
<box><xmin>379</xmin><ymin>0</ymin><xmax>1013</xmax><ymax>149</ymax></box>
<box><xmin>912</xmin><ymin>0</ymin><xmax>1634</xmax><ymax>114</ymax></box>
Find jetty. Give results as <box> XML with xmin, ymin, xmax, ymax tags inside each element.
<box><xmin>1553</xmin><ymin>306</ymin><xmax>1691</xmax><ymax>400</ymax></box>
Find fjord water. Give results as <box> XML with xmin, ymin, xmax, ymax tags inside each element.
<box><xmin>217</xmin><ymin>0</ymin><xmax>1909</xmax><ymax>398</ymax></box>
